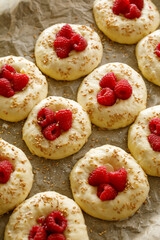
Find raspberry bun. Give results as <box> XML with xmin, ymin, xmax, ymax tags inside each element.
<box><xmin>128</xmin><ymin>105</ymin><xmax>160</xmax><ymax>176</ymax></box>
<box><xmin>70</xmin><ymin>144</ymin><xmax>149</xmax><ymax>220</ymax></box>
<box><xmin>77</xmin><ymin>62</ymin><xmax>147</xmax><ymax>129</ymax></box>
<box><xmin>23</xmin><ymin>96</ymin><xmax>91</xmax><ymax>159</ymax></box>
<box><xmin>0</xmin><ymin>56</ymin><xmax>48</xmax><ymax>122</ymax></box>
<box><xmin>136</xmin><ymin>30</ymin><xmax>160</xmax><ymax>86</ymax></box>
<box><xmin>35</xmin><ymin>23</ymin><xmax>103</xmax><ymax>80</ymax></box>
<box><xmin>0</xmin><ymin>138</ymin><xmax>33</xmax><ymax>215</ymax></box>
<box><xmin>4</xmin><ymin>191</ymin><xmax>89</xmax><ymax>240</ymax></box>
<box><xmin>93</xmin><ymin>0</ymin><xmax>160</xmax><ymax>44</ymax></box>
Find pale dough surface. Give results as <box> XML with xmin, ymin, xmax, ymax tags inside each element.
<box><xmin>35</xmin><ymin>23</ymin><xmax>103</xmax><ymax>80</ymax></box>
<box><xmin>128</xmin><ymin>105</ymin><xmax>160</xmax><ymax>176</ymax></box>
<box><xmin>0</xmin><ymin>138</ymin><xmax>33</xmax><ymax>215</ymax></box>
<box><xmin>0</xmin><ymin>56</ymin><xmax>48</xmax><ymax>122</ymax></box>
<box><xmin>136</xmin><ymin>30</ymin><xmax>160</xmax><ymax>86</ymax></box>
<box><xmin>4</xmin><ymin>191</ymin><xmax>89</xmax><ymax>240</ymax></box>
<box><xmin>77</xmin><ymin>62</ymin><xmax>147</xmax><ymax>129</ymax></box>
<box><xmin>93</xmin><ymin>0</ymin><xmax>160</xmax><ymax>44</ymax></box>
<box><xmin>23</xmin><ymin>96</ymin><xmax>91</xmax><ymax>159</ymax></box>
<box><xmin>70</xmin><ymin>144</ymin><xmax>149</xmax><ymax>221</ymax></box>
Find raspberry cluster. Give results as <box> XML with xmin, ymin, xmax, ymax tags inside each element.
<box><xmin>54</xmin><ymin>24</ymin><xmax>88</xmax><ymax>59</ymax></box>
<box><xmin>28</xmin><ymin>210</ymin><xmax>67</xmax><ymax>240</ymax></box>
<box><xmin>0</xmin><ymin>64</ymin><xmax>29</xmax><ymax>98</ymax></box>
<box><xmin>97</xmin><ymin>72</ymin><xmax>132</xmax><ymax>106</ymax></box>
<box><xmin>112</xmin><ymin>0</ymin><xmax>143</xmax><ymax>19</ymax></box>
<box><xmin>37</xmin><ymin>108</ymin><xmax>72</xmax><ymax>140</ymax></box>
<box><xmin>88</xmin><ymin>166</ymin><xmax>127</xmax><ymax>201</ymax></box>
<box><xmin>155</xmin><ymin>43</ymin><xmax>160</xmax><ymax>57</ymax></box>
<box><xmin>0</xmin><ymin>160</ymin><xmax>13</xmax><ymax>184</ymax></box>
<box><xmin>148</xmin><ymin>117</ymin><xmax>160</xmax><ymax>152</ymax></box>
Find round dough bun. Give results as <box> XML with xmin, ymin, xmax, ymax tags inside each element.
<box><xmin>136</xmin><ymin>30</ymin><xmax>160</xmax><ymax>86</ymax></box>
<box><xmin>93</xmin><ymin>0</ymin><xmax>160</xmax><ymax>44</ymax></box>
<box><xmin>128</xmin><ymin>105</ymin><xmax>160</xmax><ymax>177</ymax></box>
<box><xmin>77</xmin><ymin>62</ymin><xmax>147</xmax><ymax>129</ymax></box>
<box><xmin>70</xmin><ymin>144</ymin><xmax>149</xmax><ymax>221</ymax></box>
<box><xmin>35</xmin><ymin>23</ymin><xmax>103</xmax><ymax>81</ymax></box>
<box><xmin>23</xmin><ymin>96</ymin><xmax>92</xmax><ymax>160</ymax></box>
<box><xmin>0</xmin><ymin>56</ymin><xmax>48</xmax><ymax>122</ymax></box>
<box><xmin>4</xmin><ymin>191</ymin><xmax>89</xmax><ymax>240</ymax></box>
<box><xmin>0</xmin><ymin>138</ymin><xmax>33</xmax><ymax>215</ymax></box>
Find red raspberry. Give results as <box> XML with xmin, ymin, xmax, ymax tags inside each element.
<box><xmin>156</xmin><ymin>124</ymin><xmax>160</xmax><ymax>136</ymax></box>
<box><xmin>108</xmin><ymin>168</ymin><xmax>127</xmax><ymax>192</ymax></box>
<box><xmin>0</xmin><ymin>160</ymin><xmax>13</xmax><ymax>184</ymax></box>
<box><xmin>97</xmin><ymin>88</ymin><xmax>117</xmax><ymax>106</ymax></box>
<box><xmin>42</xmin><ymin>123</ymin><xmax>61</xmax><ymax>141</ymax></box>
<box><xmin>55</xmin><ymin>109</ymin><xmax>72</xmax><ymax>131</ymax></box>
<box><xmin>88</xmin><ymin>166</ymin><xmax>109</xmax><ymax>186</ymax></box>
<box><xmin>149</xmin><ymin>117</ymin><xmax>160</xmax><ymax>135</ymax></box>
<box><xmin>47</xmin><ymin>233</ymin><xmax>66</xmax><ymax>240</ymax></box>
<box><xmin>38</xmin><ymin>216</ymin><xmax>46</xmax><ymax>225</ymax></box>
<box><xmin>56</xmin><ymin>24</ymin><xmax>76</xmax><ymax>39</ymax></box>
<box><xmin>0</xmin><ymin>78</ymin><xmax>15</xmax><ymax>98</ymax></box>
<box><xmin>12</xmin><ymin>73</ymin><xmax>29</xmax><ymax>91</ymax></box>
<box><xmin>124</xmin><ymin>4</ymin><xmax>141</xmax><ymax>19</ymax></box>
<box><xmin>99</xmin><ymin>72</ymin><xmax>117</xmax><ymax>90</ymax></box>
<box><xmin>2</xmin><ymin>64</ymin><xmax>16</xmax><ymax>73</ymax></box>
<box><xmin>148</xmin><ymin>134</ymin><xmax>160</xmax><ymax>152</ymax></box>
<box><xmin>0</xmin><ymin>64</ymin><xmax>16</xmax><ymax>81</ymax></box>
<box><xmin>28</xmin><ymin>225</ymin><xmax>47</xmax><ymax>240</ymax></box>
<box><xmin>71</xmin><ymin>34</ymin><xmax>88</xmax><ymax>52</ymax></box>
<box><xmin>112</xmin><ymin>0</ymin><xmax>130</xmax><ymax>15</ymax></box>
<box><xmin>114</xmin><ymin>79</ymin><xmax>132</xmax><ymax>100</ymax></box>
<box><xmin>97</xmin><ymin>183</ymin><xmax>118</xmax><ymax>201</ymax></box>
<box><xmin>44</xmin><ymin>211</ymin><xmax>67</xmax><ymax>233</ymax></box>
<box><xmin>155</xmin><ymin>43</ymin><xmax>160</xmax><ymax>57</ymax></box>
<box><xmin>37</xmin><ymin>108</ymin><xmax>55</xmax><ymax>128</ymax></box>
<box><xmin>130</xmin><ymin>0</ymin><xmax>144</xmax><ymax>11</ymax></box>
<box><xmin>54</xmin><ymin>37</ymin><xmax>72</xmax><ymax>59</ymax></box>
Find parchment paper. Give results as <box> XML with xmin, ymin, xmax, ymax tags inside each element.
<box><xmin>0</xmin><ymin>0</ymin><xmax>160</xmax><ymax>239</ymax></box>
